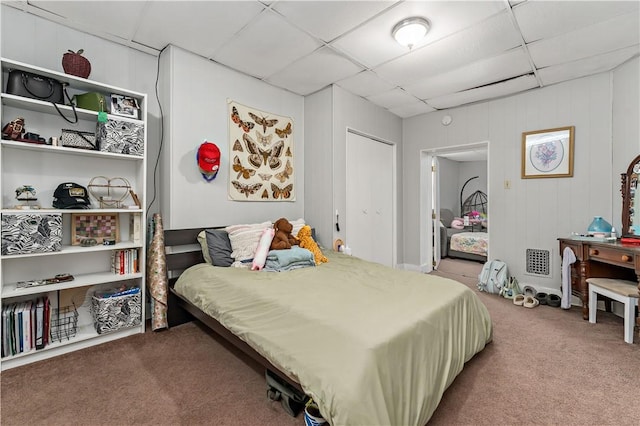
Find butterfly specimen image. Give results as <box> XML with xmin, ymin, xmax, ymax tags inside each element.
<box><xmin>271</xmin><ymin>182</ymin><xmax>293</xmax><ymax>199</ymax></box>
<box><xmin>243</xmin><ymin>133</ymin><xmax>284</xmax><ymax>170</ymax></box>
<box><xmin>249</xmin><ymin>112</ymin><xmax>278</xmax><ymax>133</ymax></box>
<box><xmin>232</xmin><ymin>139</ymin><xmax>243</xmax><ymax>152</ymax></box>
<box><xmin>255</xmin><ymin>131</ymin><xmax>273</xmax><ymax>147</ymax></box>
<box><xmin>233</xmin><ymin>156</ymin><xmax>256</xmax><ymax>180</ymax></box>
<box><xmin>258</xmin><ymin>173</ymin><xmax>273</xmax><ymax>181</ymax></box>
<box><xmin>274</xmin><ymin>159</ymin><xmax>293</xmax><ymax>183</ymax></box>
<box><xmin>285</xmin><ymin>146</ymin><xmax>292</xmax><ymax>157</ymax></box>
<box><xmin>261</xmin><ymin>189</ymin><xmax>269</xmax><ymax>199</ymax></box>
<box><xmin>231</xmin><ymin>106</ymin><xmax>255</xmax><ymax>133</ymax></box>
<box><xmin>275</xmin><ymin>122</ymin><xmax>292</xmax><ymax>138</ymax></box>
<box><xmin>232</xmin><ymin>181</ymin><xmax>262</xmax><ymax>198</ymax></box>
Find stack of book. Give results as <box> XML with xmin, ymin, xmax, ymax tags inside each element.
<box><xmin>1</xmin><ymin>297</ymin><xmax>50</xmax><ymax>358</ymax></box>
<box><xmin>111</xmin><ymin>249</ymin><xmax>139</xmax><ymax>275</ymax></box>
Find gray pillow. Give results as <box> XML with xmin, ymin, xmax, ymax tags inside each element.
<box><xmin>205</xmin><ymin>229</ymin><xmax>234</xmax><ymax>267</ymax></box>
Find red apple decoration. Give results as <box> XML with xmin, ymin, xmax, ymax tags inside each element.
<box><xmin>62</xmin><ymin>49</ymin><xmax>91</xmax><ymax>79</ymax></box>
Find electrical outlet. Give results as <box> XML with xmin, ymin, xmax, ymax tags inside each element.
<box><xmin>504</xmin><ymin>180</ymin><xmax>511</xmax><ymax>189</ymax></box>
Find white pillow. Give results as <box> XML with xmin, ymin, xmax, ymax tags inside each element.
<box><xmin>251</xmin><ymin>228</ymin><xmax>275</xmax><ymax>271</ymax></box>
<box><xmin>289</xmin><ymin>218</ymin><xmax>305</xmax><ymax>237</ymax></box>
<box><xmin>225</xmin><ymin>221</ymin><xmax>272</xmax><ymax>262</ymax></box>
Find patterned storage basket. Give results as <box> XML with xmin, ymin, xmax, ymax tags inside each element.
<box><xmin>91</xmin><ymin>290</ymin><xmax>142</xmax><ymax>334</ymax></box>
<box><xmin>1</xmin><ymin>213</ymin><xmax>62</xmax><ymax>255</ymax></box>
<box><xmin>96</xmin><ymin>118</ymin><xmax>144</xmax><ymax>156</ymax></box>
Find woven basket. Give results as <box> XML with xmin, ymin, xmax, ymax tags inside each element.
<box><xmin>62</xmin><ymin>49</ymin><xmax>91</xmax><ymax>79</ymax></box>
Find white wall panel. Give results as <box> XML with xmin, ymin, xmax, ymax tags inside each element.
<box><xmin>161</xmin><ymin>46</ymin><xmax>304</xmax><ymax>230</ymax></box>
<box><xmin>404</xmin><ymin>72</ymin><xmax>619</xmax><ymax>289</ymax></box>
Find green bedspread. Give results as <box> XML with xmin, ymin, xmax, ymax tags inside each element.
<box><xmin>175</xmin><ymin>250</ymin><xmax>492</xmax><ymax>425</ymax></box>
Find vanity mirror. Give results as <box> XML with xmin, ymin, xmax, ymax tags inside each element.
<box><xmin>621</xmin><ymin>154</ymin><xmax>640</xmax><ymax>238</ymax></box>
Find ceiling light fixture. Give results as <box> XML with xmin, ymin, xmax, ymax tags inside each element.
<box><xmin>392</xmin><ymin>17</ymin><xmax>430</xmax><ymax>49</ymax></box>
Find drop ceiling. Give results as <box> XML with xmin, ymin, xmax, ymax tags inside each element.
<box><xmin>5</xmin><ymin>0</ymin><xmax>639</xmax><ymax>118</ymax></box>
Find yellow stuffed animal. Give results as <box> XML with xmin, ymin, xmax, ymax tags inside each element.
<box><xmin>297</xmin><ymin>225</ymin><xmax>328</xmax><ymax>265</ymax></box>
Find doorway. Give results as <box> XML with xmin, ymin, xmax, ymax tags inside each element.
<box><xmin>419</xmin><ymin>142</ymin><xmax>489</xmax><ymax>273</ymax></box>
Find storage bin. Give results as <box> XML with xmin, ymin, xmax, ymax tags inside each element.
<box><xmin>1</xmin><ymin>213</ymin><xmax>62</xmax><ymax>255</ymax></box>
<box><xmin>91</xmin><ymin>289</ymin><xmax>141</xmax><ymax>334</ymax></box>
<box><xmin>96</xmin><ymin>118</ymin><xmax>144</xmax><ymax>156</ymax></box>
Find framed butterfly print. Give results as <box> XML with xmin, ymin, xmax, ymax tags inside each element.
<box><xmin>228</xmin><ymin>100</ymin><xmax>295</xmax><ymax>201</ymax></box>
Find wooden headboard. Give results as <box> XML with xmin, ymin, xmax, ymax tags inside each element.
<box><xmin>163</xmin><ymin>227</ymin><xmax>206</xmax><ymax>287</ymax></box>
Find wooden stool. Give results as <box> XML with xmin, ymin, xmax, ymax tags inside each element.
<box><xmin>587</xmin><ymin>278</ymin><xmax>639</xmax><ymax>344</ymax></box>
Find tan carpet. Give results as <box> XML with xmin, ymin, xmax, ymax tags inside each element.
<box><xmin>1</xmin><ymin>257</ymin><xmax>639</xmax><ymax>425</ymax></box>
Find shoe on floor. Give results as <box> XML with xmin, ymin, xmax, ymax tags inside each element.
<box><xmin>513</xmin><ymin>294</ymin><xmax>525</xmax><ymax>306</ymax></box>
<box><xmin>523</xmin><ymin>295</ymin><xmax>539</xmax><ymax>308</ymax></box>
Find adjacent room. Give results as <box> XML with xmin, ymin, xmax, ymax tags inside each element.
<box><xmin>1</xmin><ymin>1</ymin><xmax>639</xmax><ymax>425</ymax></box>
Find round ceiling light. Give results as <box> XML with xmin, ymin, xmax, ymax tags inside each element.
<box><xmin>392</xmin><ymin>17</ymin><xmax>430</xmax><ymax>49</ymax></box>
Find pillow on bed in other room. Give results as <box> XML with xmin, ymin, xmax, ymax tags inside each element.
<box><xmin>197</xmin><ymin>229</ymin><xmax>234</xmax><ymax>267</ymax></box>
<box><xmin>225</xmin><ymin>221</ymin><xmax>272</xmax><ymax>262</ymax></box>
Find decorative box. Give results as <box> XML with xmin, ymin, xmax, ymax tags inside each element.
<box><xmin>91</xmin><ymin>289</ymin><xmax>142</xmax><ymax>334</ymax></box>
<box><xmin>1</xmin><ymin>213</ymin><xmax>62</xmax><ymax>255</ymax></box>
<box><xmin>96</xmin><ymin>118</ymin><xmax>144</xmax><ymax>156</ymax></box>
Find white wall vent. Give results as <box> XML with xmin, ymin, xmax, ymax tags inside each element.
<box><xmin>525</xmin><ymin>248</ymin><xmax>551</xmax><ymax>276</ymax></box>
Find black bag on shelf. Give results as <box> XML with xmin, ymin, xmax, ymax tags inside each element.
<box><xmin>6</xmin><ymin>70</ymin><xmax>64</xmax><ymax>103</ymax></box>
<box><xmin>6</xmin><ymin>69</ymin><xmax>79</xmax><ymax>124</ymax></box>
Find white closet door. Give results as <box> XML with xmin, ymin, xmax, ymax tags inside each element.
<box><xmin>346</xmin><ymin>132</ymin><xmax>393</xmax><ymax>267</ymax></box>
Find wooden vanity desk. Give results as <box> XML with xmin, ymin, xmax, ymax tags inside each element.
<box><xmin>559</xmin><ymin>238</ymin><xmax>640</xmax><ymax>322</ymax></box>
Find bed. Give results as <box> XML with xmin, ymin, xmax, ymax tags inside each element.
<box><xmin>164</xmin><ymin>227</ymin><xmax>493</xmax><ymax>425</ymax></box>
<box><xmin>448</xmin><ymin>231</ymin><xmax>488</xmax><ymax>262</ymax></box>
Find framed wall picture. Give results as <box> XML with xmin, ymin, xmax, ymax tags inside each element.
<box><xmin>521</xmin><ymin>126</ymin><xmax>574</xmax><ymax>179</ymax></box>
<box><xmin>71</xmin><ymin>213</ymin><xmax>120</xmax><ymax>245</ymax></box>
<box><xmin>110</xmin><ymin>94</ymin><xmax>139</xmax><ymax>119</ymax></box>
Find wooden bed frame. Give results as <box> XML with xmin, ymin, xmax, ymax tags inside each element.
<box><xmin>163</xmin><ymin>227</ymin><xmax>304</xmax><ymax>395</ymax></box>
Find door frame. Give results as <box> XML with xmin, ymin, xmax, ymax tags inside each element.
<box><xmin>345</xmin><ymin>128</ymin><xmax>397</xmax><ymax>267</ymax></box>
<box><xmin>419</xmin><ymin>141</ymin><xmax>490</xmax><ymax>273</ymax></box>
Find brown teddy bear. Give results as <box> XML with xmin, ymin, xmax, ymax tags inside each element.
<box><xmin>269</xmin><ymin>217</ymin><xmax>299</xmax><ymax>251</ymax></box>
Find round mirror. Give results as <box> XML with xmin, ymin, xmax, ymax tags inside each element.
<box><xmin>621</xmin><ymin>154</ymin><xmax>640</xmax><ymax>237</ymax></box>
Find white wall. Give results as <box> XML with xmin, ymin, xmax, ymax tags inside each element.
<box><xmin>1</xmin><ymin>5</ymin><xmax>162</xmax><ymax>214</ymax></box>
<box><xmin>405</xmin><ymin>72</ymin><xmax>616</xmax><ymax>287</ymax></box>
<box><xmin>159</xmin><ymin>46</ymin><xmax>304</xmax><ymax>230</ymax></box>
<box><xmin>438</xmin><ymin>158</ymin><xmax>460</xmax><ymax>214</ymax></box>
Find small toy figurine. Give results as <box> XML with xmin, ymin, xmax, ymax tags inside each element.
<box><xmin>15</xmin><ymin>185</ymin><xmax>40</xmax><ymax>209</ymax></box>
<box><xmin>2</xmin><ymin>117</ymin><xmax>26</xmax><ymax>140</ymax></box>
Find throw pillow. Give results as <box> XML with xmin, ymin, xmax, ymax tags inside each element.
<box><xmin>197</xmin><ymin>229</ymin><xmax>234</xmax><ymax>267</ymax></box>
<box><xmin>225</xmin><ymin>221</ymin><xmax>272</xmax><ymax>262</ymax></box>
<box><xmin>251</xmin><ymin>228</ymin><xmax>275</xmax><ymax>271</ymax></box>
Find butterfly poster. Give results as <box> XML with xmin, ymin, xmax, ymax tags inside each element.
<box><xmin>228</xmin><ymin>100</ymin><xmax>295</xmax><ymax>201</ymax></box>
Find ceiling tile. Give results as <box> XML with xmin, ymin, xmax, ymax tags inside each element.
<box><xmin>426</xmin><ymin>74</ymin><xmax>538</xmax><ymax>109</ymax></box>
<box><xmin>514</xmin><ymin>0</ymin><xmax>640</xmax><ymax>43</ymax></box>
<box><xmin>266</xmin><ymin>47</ymin><xmax>363</xmax><ymax>95</ymax></box>
<box><xmin>374</xmin><ymin>10</ymin><xmax>522</xmax><ymax>86</ymax></box>
<box><xmin>366</xmin><ymin>88</ymin><xmax>419</xmax><ymax>109</ymax></box>
<box><xmin>538</xmin><ymin>45</ymin><xmax>640</xmax><ymax>86</ymax></box>
<box><xmin>335</xmin><ymin>70</ymin><xmax>396</xmax><ymax>98</ymax></box>
<box><xmin>404</xmin><ymin>47</ymin><xmax>532</xmax><ymax>99</ymax></box>
<box><xmin>332</xmin><ymin>0</ymin><xmax>506</xmax><ymax>68</ymax></box>
<box><xmin>28</xmin><ymin>0</ymin><xmax>146</xmax><ymax>40</ymax></box>
<box><xmin>272</xmin><ymin>1</ymin><xmax>394</xmax><ymax>42</ymax></box>
<box><xmin>528</xmin><ymin>11</ymin><xmax>640</xmax><ymax>68</ymax></box>
<box><xmin>388</xmin><ymin>101</ymin><xmax>436</xmax><ymax>118</ymax></box>
<box><xmin>134</xmin><ymin>1</ymin><xmax>265</xmax><ymax>56</ymax></box>
<box><xmin>213</xmin><ymin>9</ymin><xmax>321</xmax><ymax>79</ymax></box>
